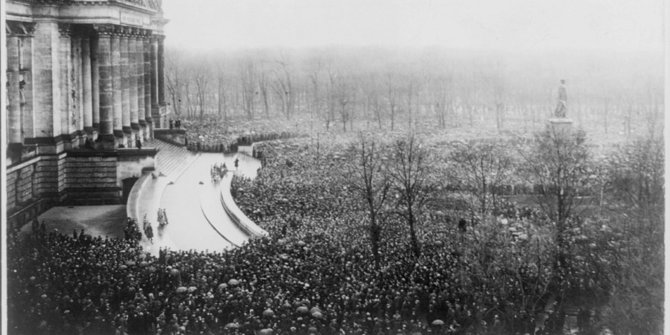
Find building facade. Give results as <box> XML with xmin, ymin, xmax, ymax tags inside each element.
<box><xmin>5</xmin><ymin>0</ymin><xmax>168</xmax><ymax>232</ymax></box>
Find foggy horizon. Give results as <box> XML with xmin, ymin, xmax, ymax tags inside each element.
<box><xmin>163</xmin><ymin>0</ymin><xmax>664</xmax><ymax>53</ymax></box>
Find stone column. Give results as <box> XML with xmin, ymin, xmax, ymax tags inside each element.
<box><xmin>120</xmin><ymin>31</ymin><xmax>132</xmax><ymax>146</ymax></box>
<box><xmin>71</xmin><ymin>35</ymin><xmax>83</xmax><ymax>143</ymax></box>
<box><xmin>129</xmin><ymin>31</ymin><xmax>139</xmax><ymax>145</ymax></box>
<box><xmin>81</xmin><ymin>35</ymin><xmax>93</xmax><ymax>135</ymax></box>
<box><xmin>91</xmin><ymin>36</ymin><xmax>100</xmax><ymax>134</ymax></box>
<box><xmin>6</xmin><ymin>34</ymin><xmax>22</xmax><ymax>144</ymax></box>
<box><xmin>111</xmin><ymin>29</ymin><xmax>123</xmax><ymax>145</ymax></box>
<box><xmin>58</xmin><ymin>24</ymin><xmax>72</xmax><ymax>144</ymax></box>
<box><xmin>157</xmin><ymin>35</ymin><xmax>166</xmax><ymax>106</ymax></box>
<box><xmin>143</xmin><ymin>35</ymin><xmax>152</xmax><ymax>138</ymax></box>
<box><xmin>96</xmin><ymin>25</ymin><xmax>114</xmax><ymax>147</ymax></box>
<box><xmin>137</xmin><ymin>32</ymin><xmax>146</xmax><ymax>141</ymax></box>
<box><xmin>150</xmin><ymin>36</ymin><xmax>159</xmax><ymax>128</ymax></box>
<box><xmin>31</xmin><ymin>21</ymin><xmax>62</xmax><ymax>144</ymax></box>
<box><xmin>20</xmin><ymin>27</ymin><xmax>35</xmax><ymax>140</ymax></box>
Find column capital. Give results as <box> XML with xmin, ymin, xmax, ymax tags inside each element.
<box><xmin>117</xmin><ymin>26</ymin><xmax>134</xmax><ymax>37</ymax></box>
<box><xmin>93</xmin><ymin>24</ymin><xmax>116</xmax><ymax>36</ymax></box>
<box><xmin>138</xmin><ymin>29</ymin><xmax>152</xmax><ymax>37</ymax></box>
<box><xmin>129</xmin><ymin>27</ymin><xmax>142</xmax><ymax>37</ymax></box>
<box><xmin>151</xmin><ymin>34</ymin><xmax>165</xmax><ymax>42</ymax></box>
<box><xmin>58</xmin><ymin>23</ymin><xmax>72</xmax><ymax>36</ymax></box>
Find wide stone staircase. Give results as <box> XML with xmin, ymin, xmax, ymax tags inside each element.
<box><xmin>146</xmin><ymin>139</ymin><xmax>198</xmax><ymax>180</ymax></box>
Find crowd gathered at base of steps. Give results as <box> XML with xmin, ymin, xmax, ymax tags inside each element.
<box><xmin>6</xmin><ymin>128</ymin><xmax>638</xmax><ymax>335</ymax></box>
<box><xmin>180</xmin><ymin>118</ymin><xmax>301</xmax><ymax>154</ymax></box>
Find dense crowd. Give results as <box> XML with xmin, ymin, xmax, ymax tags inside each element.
<box><xmin>11</xmin><ymin>219</ymin><xmax>612</xmax><ymax>335</ymax></box>
<box><xmin>7</xmin><ymin>134</ymin><xmax>633</xmax><ymax>335</ymax></box>
<box><xmin>182</xmin><ymin>118</ymin><xmax>302</xmax><ymax>153</ymax></box>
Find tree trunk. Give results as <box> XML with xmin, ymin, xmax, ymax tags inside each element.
<box><xmin>370</xmin><ymin>211</ymin><xmax>380</xmax><ymax>269</ymax></box>
<box><xmin>408</xmin><ymin>208</ymin><xmax>420</xmax><ymax>257</ymax></box>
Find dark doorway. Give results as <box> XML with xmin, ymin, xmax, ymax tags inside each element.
<box><xmin>122</xmin><ymin>177</ymin><xmax>139</xmax><ymax>204</ymax></box>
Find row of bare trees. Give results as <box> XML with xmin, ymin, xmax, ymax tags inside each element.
<box><xmin>166</xmin><ymin>48</ymin><xmax>663</xmax><ymax>135</ymax></box>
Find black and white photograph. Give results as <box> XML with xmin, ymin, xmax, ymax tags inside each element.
<box><xmin>1</xmin><ymin>0</ymin><xmax>665</xmax><ymax>334</ymax></box>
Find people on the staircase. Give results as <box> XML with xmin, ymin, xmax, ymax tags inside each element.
<box><xmin>157</xmin><ymin>208</ymin><xmax>169</xmax><ymax>228</ymax></box>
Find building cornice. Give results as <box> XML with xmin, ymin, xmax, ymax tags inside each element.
<box><xmin>6</xmin><ymin>0</ymin><xmax>165</xmax><ymax>30</ymax></box>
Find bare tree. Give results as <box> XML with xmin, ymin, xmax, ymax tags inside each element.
<box><xmin>240</xmin><ymin>60</ymin><xmax>257</xmax><ymax>120</ymax></box>
<box><xmin>385</xmin><ymin>74</ymin><xmax>399</xmax><ymax>131</ymax></box>
<box><xmin>258</xmin><ymin>70</ymin><xmax>271</xmax><ymax>119</ymax></box>
<box><xmin>492</xmin><ymin>67</ymin><xmax>506</xmax><ymax>133</ymax></box>
<box><xmin>520</xmin><ymin>127</ymin><xmax>591</xmax><ymax>254</ymax></box>
<box><xmin>309</xmin><ymin>65</ymin><xmax>322</xmax><ymax>132</ymax></box>
<box><xmin>347</xmin><ymin>133</ymin><xmax>391</xmax><ymax>268</ymax></box>
<box><xmin>215</xmin><ymin>62</ymin><xmax>230</xmax><ymax>130</ymax></box>
<box><xmin>363</xmin><ymin>77</ymin><xmax>384</xmax><ymax>130</ymax></box>
<box><xmin>324</xmin><ymin>67</ymin><xmax>338</xmax><ymax>131</ymax></box>
<box><xmin>431</xmin><ymin>74</ymin><xmax>451</xmax><ymax>129</ymax></box>
<box><xmin>335</xmin><ymin>77</ymin><xmax>352</xmax><ymax>132</ymax></box>
<box><xmin>165</xmin><ymin>48</ymin><xmax>184</xmax><ymax>118</ymax></box>
<box><xmin>389</xmin><ymin>133</ymin><xmax>431</xmax><ymax>257</ymax></box>
<box><xmin>273</xmin><ymin>59</ymin><xmax>294</xmax><ymax>120</ymax></box>
<box><xmin>405</xmin><ymin>80</ymin><xmax>415</xmax><ymax>130</ymax></box>
<box><xmin>183</xmin><ymin>75</ymin><xmax>195</xmax><ymax>119</ymax></box>
<box><xmin>448</xmin><ymin>140</ymin><xmax>515</xmax><ymax>220</ymax></box>
<box><xmin>193</xmin><ymin>61</ymin><xmax>209</xmax><ymax>121</ymax></box>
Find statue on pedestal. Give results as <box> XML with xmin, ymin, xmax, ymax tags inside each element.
<box><xmin>554</xmin><ymin>79</ymin><xmax>567</xmax><ymax>118</ymax></box>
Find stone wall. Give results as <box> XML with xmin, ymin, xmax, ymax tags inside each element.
<box><xmin>6</xmin><ymin>157</ymin><xmax>39</xmax><ymax>212</ymax></box>
<box><xmin>6</xmin><ymin>156</ymin><xmax>52</xmax><ymax>235</ymax></box>
<box><xmin>6</xmin><ymin>149</ymin><xmax>157</xmax><ymax>220</ymax></box>
<box><xmin>65</xmin><ymin>152</ymin><xmax>120</xmax><ymax>205</ymax></box>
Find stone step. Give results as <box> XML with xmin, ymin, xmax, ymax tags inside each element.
<box><xmin>146</xmin><ymin>139</ymin><xmax>197</xmax><ymax>179</ymax></box>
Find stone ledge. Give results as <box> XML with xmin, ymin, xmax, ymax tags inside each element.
<box><xmin>67</xmin><ymin>149</ymin><xmax>120</xmax><ymax>157</ymax></box>
<box><xmin>154</xmin><ymin>128</ymin><xmax>186</xmax><ymax>135</ymax></box>
<box><xmin>220</xmin><ymin>174</ymin><xmax>268</xmax><ymax>239</ymax></box>
<box><xmin>117</xmin><ymin>147</ymin><xmax>158</xmax><ymax>158</ymax></box>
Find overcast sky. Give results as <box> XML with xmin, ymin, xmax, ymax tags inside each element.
<box><xmin>162</xmin><ymin>0</ymin><xmax>664</xmax><ymax>52</ymax></box>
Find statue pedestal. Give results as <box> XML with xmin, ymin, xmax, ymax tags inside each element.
<box><xmin>548</xmin><ymin>117</ymin><xmax>573</xmax><ymax>135</ymax></box>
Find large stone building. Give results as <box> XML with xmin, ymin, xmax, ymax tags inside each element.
<box><xmin>5</xmin><ymin>0</ymin><xmax>168</xmax><ymax>231</ymax></box>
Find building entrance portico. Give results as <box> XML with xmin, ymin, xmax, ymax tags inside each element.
<box><xmin>5</xmin><ymin>0</ymin><xmax>170</xmax><ymax>233</ymax></box>
<box><xmin>6</xmin><ymin>1</ymin><xmax>168</xmax><ymax>155</ymax></box>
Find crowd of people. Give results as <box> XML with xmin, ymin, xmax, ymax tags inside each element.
<box><xmin>210</xmin><ymin>163</ymin><xmax>229</xmax><ymax>182</ymax></box>
<box><xmin>7</xmin><ymin>132</ymin><xmax>620</xmax><ymax>335</ymax></box>
<box><xmin>181</xmin><ymin>118</ymin><xmax>302</xmax><ymax>153</ymax></box>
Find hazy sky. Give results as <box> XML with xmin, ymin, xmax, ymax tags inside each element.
<box><xmin>162</xmin><ymin>0</ymin><xmax>664</xmax><ymax>52</ymax></box>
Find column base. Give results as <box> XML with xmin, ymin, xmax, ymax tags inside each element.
<box><xmin>6</xmin><ymin>143</ymin><xmax>23</xmax><ymax>164</ymax></box>
<box><xmin>145</xmin><ymin>117</ymin><xmax>154</xmax><ymax>140</ymax></box>
<box><xmin>138</xmin><ymin>120</ymin><xmax>148</xmax><ymax>142</ymax></box>
<box><xmin>131</xmin><ymin>123</ymin><xmax>141</xmax><ymax>146</ymax></box>
<box><xmin>86</xmin><ymin>127</ymin><xmax>99</xmax><ymax>142</ymax></box>
<box><xmin>113</xmin><ymin>130</ymin><xmax>126</xmax><ymax>148</ymax></box>
<box><xmin>98</xmin><ymin>134</ymin><xmax>116</xmax><ymax>150</ymax></box>
<box><xmin>122</xmin><ymin>126</ymin><xmax>134</xmax><ymax>148</ymax></box>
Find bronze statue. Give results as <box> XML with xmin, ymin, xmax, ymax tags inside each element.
<box><xmin>554</xmin><ymin>79</ymin><xmax>567</xmax><ymax>118</ymax></box>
